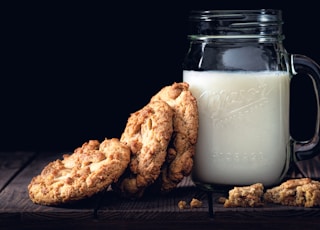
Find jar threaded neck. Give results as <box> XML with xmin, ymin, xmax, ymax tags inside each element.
<box><xmin>188</xmin><ymin>9</ymin><xmax>284</xmax><ymax>42</ymax></box>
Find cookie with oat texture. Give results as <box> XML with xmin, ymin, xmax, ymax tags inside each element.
<box><xmin>114</xmin><ymin>100</ymin><xmax>174</xmax><ymax>198</ymax></box>
<box><xmin>150</xmin><ymin>82</ymin><xmax>199</xmax><ymax>192</ymax></box>
<box><xmin>222</xmin><ymin>183</ymin><xmax>265</xmax><ymax>208</ymax></box>
<box><xmin>28</xmin><ymin>138</ymin><xmax>130</xmax><ymax>205</ymax></box>
<box><xmin>264</xmin><ymin>178</ymin><xmax>320</xmax><ymax>207</ymax></box>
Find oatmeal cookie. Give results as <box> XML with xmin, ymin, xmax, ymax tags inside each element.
<box><xmin>28</xmin><ymin>138</ymin><xmax>130</xmax><ymax>206</ymax></box>
<box><xmin>222</xmin><ymin>183</ymin><xmax>265</xmax><ymax>208</ymax></box>
<box><xmin>263</xmin><ymin>178</ymin><xmax>320</xmax><ymax>207</ymax></box>
<box><xmin>115</xmin><ymin>100</ymin><xmax>174</xmax><ymax>198</ymax></box>
<box><xmin>150</xmin><ymin>82</ymin><xmax>199</xmax><ymax>192</ymax></box>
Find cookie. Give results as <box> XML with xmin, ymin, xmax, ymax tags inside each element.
<box><xmin>222</xmin><ymin>183</ymin><xmax>264</xmax><ymax>208</ymax></box>
<box><xmin>28</xmin><ymin>138</ymin><xmax>130</xmax><ymax>205</ymax></box>
<box><xmin>263</xmin><ymin>178</ymin><xmax>320</xmax><ymax>207</ymax></box>
<box><xmin>150</xmin><ymin>82</ymin><xmax>199</xmax><ymax>192</ymax></box>
<box><xmin>115</xmin><ymin>100</ymin><xmax>174</xmax><ymax>198</ymax></box>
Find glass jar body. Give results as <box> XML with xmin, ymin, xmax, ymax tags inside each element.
<box><xmin>183</xmin><ymin>10</ymin><xmax>320</xmax><ymax>191</ymax></box>
<box><xmin>183</xmin><ymin>39</ymin><xmax>288</xmax><ymax>72</ymax></box>
<box><xmin>183</xmin><ymin>38</ymin><xmax>292</xmax><ymax>189</ymax></box>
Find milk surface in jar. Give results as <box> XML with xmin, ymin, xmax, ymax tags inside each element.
<box><xmin>183</xmin><ymin>70</ymin><xmax>291</xmax><ymax>187</ymax></box>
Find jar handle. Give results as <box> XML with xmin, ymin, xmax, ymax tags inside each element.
<box><xmin>291</xmin><ymin>54</ymin><xmax>320</xmax><ymax>161</ymax></box>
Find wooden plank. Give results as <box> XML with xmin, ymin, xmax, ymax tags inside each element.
<box><xmin>1</xmin><ymin>151</ymin><xmax>320</xmax><ymax>229</ymax></box>
<box><xmin>97</xmin><ymin>176</ymin><xmax>320</xmax><ymax>221</ymax></box>
<box><xmin>0</xmin><ymin>151</ymin><xmax>98</xmax><ymax>224</ymax></box>
<box><xmin>2</xmin><ymin>218</ymin><xmax>320</xmax><ymax>230</ymax></box>
<box><xmin>97</xmin><ymin>177</ymin><xmax>210</xmax><ymax>221</ymax></box>
<box><xmin>0</xmin><ymin>151</ymin><xmax>36</xmax><ymax>192</ymax></box>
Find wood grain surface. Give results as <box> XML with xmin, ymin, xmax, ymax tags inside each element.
<box><xmin>1</xmin><ymin>152</ymin><xmax>320</xmax><ymax>230</ymax></box>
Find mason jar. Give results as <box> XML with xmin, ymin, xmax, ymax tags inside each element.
<box><xmin>182</xmin><ymin>9</ymin><xmax>320</xmax><ymax>191</ymax></box>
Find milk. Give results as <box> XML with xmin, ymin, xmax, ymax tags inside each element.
<box><xmin>183</xmin><ymin>70</ymin><xmax>291</xmax><ymax>187</ymax></box>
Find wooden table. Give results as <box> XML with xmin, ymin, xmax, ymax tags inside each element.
<box><xmin>1</xmin><ymin>151</ymin><xmax>320</xmax><ymax>230</ymax></box>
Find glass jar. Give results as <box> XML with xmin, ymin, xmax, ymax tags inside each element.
<box><xmin>182</xmin><ymin>9</ymin><xmax>320</xmax><ymax>191</ymax></box>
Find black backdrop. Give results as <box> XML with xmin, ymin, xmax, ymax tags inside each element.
<box><xmin>2</xmin><ymin>1</ymin><xmax>319</xmax><ymax>152</ymax></box>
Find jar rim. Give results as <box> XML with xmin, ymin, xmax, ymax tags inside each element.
<box><xmin>189</xmin><ymin>9</ymin><xmax>282</xmax><ymax>21</ymax></box>
<box><xmin>187</xmin><ymin>9</ymin><xmax>283</xmax><ymax>40</ymax></box>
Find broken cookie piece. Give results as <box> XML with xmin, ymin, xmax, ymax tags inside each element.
<box><xmin>223</xmin><ymin>183</ymin><xmax>264</xmax><ymax>208</ymax></box>
<box><xmin>264</xmin><ymin>178</ymin><xmax>320</xmax><ymax>207</ymax></box>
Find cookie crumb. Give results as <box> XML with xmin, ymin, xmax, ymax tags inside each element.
<box><xmin>178</xmin><ymin>198</ymin><xmax>203</xmax><ymax>209</ymax></box>
<box><xmin>190</xmin><ymin>198</ymin><xmax>203</xmax><ymax>208</ymax></box>
<box><xmin>178</xmin><ymin>200</ymin><xmax>188</xmax><ymax>209</ymax></box>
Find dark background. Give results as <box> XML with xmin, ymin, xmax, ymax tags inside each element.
<box><xmin>2</xmin><ymin>1</ymin><xmax>319</xmax><ymax>152</ymax></box>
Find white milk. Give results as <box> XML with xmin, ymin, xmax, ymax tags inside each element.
<box><xmin>183</xmin><ymin>70</ymin><xmax>291</xmax><ymax>187</ymax></box>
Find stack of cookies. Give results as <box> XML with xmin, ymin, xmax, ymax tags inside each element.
<box><xmin>28</xmin><ymin>82</ymin><xmax>199</xmax><ymax>205</ymax></box>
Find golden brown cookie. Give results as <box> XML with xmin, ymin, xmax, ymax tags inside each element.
<box><xmin>222</xmin><ymin>183</ymin><xmax>265</xmax><ymax>208</ymax></box>
<box><xmin>28</xmin><ymin>138</ymin><xmax>130</xmax><ymax>206</ymax></box>
<box><xmin>150</xmin><ymin>82</ymin><xmax>199</xmax><ymax>192</ymax></box>
<box><xmin>115</xmin><ymin>100</ymin><xmax>174</xmax><ymax>198</ymax></box>
<box><xmin>263</xmin><ymin>178</ymin><xmax>320</xmax><ymax>207</ymax></box>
